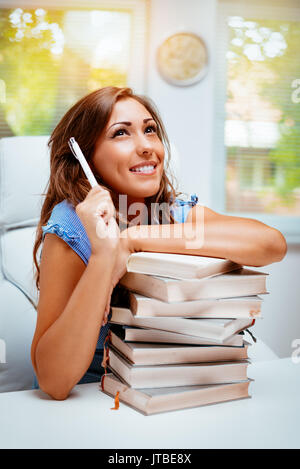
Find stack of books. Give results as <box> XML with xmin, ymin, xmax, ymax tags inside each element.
<box><xmin>101</xmin><ymin>252</ymin><xmax>268</xmax><ymax>415</ymax></box>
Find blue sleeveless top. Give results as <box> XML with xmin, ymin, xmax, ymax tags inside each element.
<box><xmin>39</xmin><ymin>193</ymin><xmax>199</xmax><ymax>385</ymax></box>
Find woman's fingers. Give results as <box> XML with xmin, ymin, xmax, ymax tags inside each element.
<box><xmin>86</xmin><ymin>186</ymin><xmax>115</xmax><ymax>220</ymax></box>
<box><xmin>76</xmin><ymin>185</ymin><xmax>120</xmax><ymax>258</ymax></box>
<box><xmin>96</xmin><ymin>199</ymin><xmax>115</xmax><ymax>224</ymax></box>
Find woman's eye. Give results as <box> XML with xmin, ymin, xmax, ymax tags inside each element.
<box><xmin>145</xmin><ymin>125</ymin><xmax>157</xmax><ymax>133</ymax></box>
<box><xmin>112</xmin><ymin>125</ymin><xmax>157</xmax><ymax>138</ymax></box>
<box><xmin>112</xmin><ymin>128</ymin><xmax>127</xmax><ymax>138</ymax></box>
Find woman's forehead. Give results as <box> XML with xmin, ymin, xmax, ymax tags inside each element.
<box><xmin>108</xmin><ymin>97</ymin><xmax>153</xmax><ymax>124</ymax></box>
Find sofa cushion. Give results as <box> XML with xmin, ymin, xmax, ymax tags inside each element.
<box><xmin>1</xmin><ymin>226</ymin><xmax>39</xmax><ymax>306</ymax></box>
<box><xmin>0</xmin><ymin>136</ymin><xmax>50</xmax><ymax>229</ymax></box>
<box><xmin>0</xmin><ymin>280</ymin><xmax>36</xmax><ymax>392</ymax></box>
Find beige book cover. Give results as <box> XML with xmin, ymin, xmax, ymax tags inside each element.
<box><xmin>110</xmin><ymin>307</ymin><xmax>254</xmax><ymax>343</ymax></box>
<box><xmin>101</xmin><ymin>373</ymin><xmax>252</xmax><ymax>416</ymax></box>
<box><xmin>120</xmin><ymin>267</ymin><xmax>268</xmax><ymax>302</ymax></box>
<box><xmin>112</xmin><ymin>325</ymin><xmax>245</xmax><ymax>346</ymax></box>
<box><xmin>126</xmin><ymin>252</ymin><xmax>240</xmax><ymax>279</ymax></box>
<box><xmin>109</xmin><ymin>331</ymin><xmax>250</xmax><ymax>365</ymax></box>
<box><xmin>129</xmin><ymin>292</ymin><xmax>263</xmax><ymax>318</ymax></box>
<box><xmin>107</xmin><ymin>347</ymin><xmax>249</xmax><ymax>388</ymax></box>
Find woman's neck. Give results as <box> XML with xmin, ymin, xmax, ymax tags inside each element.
<box><xmin>126</xmin><ymin>195</ymin><xmax>147</xmax><ymax>225</ymax></box>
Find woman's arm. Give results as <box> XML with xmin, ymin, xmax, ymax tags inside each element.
<box><xmin>31</xmin><ymin>186</ymin><xmax>122</xmax><ymax>400</ymax></box>
<box><xmin>124</xmin><ymin>205</ymin><xmax>287</xmax><ymax>267</ymax></box>
<box><xmin>31</xmin><ymin>234</ymin><xmax>116</xmax><ymax>400</ymax></box>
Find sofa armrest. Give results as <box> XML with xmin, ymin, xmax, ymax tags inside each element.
<box><xmin>0</xmin><ymin>279</ymin><xmax>36</xmax><ymax>392</ymax></box>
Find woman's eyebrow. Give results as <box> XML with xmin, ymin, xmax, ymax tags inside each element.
<box><xmin>108</xmin><ymin>118</ymin><xmax>154</xmax><ymax>130</ymax></box>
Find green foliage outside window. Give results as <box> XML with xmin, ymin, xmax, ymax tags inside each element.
<box><xmin>227</xmin><ymin>17</ymin><xmax>300</xmax><ymax>212</ymax></box>
<box><xmin>0</xmin><ymin>8</ymin><xmax>128</xmax><ymax>137</ymax></box>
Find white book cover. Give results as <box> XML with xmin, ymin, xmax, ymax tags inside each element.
<box><xmin>101</xmin><ymin>373</ymin><xmax>252</xmax><ymax>415</ymax></box>
<box><xmin>110</xmin><ymin>307</ymin><xmax>254</xmax><ymax>343</ymax></box>
<box><xmin>126</xmin><ymin>252</ymin><xmax>240</xmax><ymax>279</ymax></box>
<box><xmin>130</xmin><ymin>292</ymin><xmax>263</xmax><ymax>318</ymax></box>
<box><xmin>112</xmin><ymin>325</ymin><xmax>245</xmax><ymax>346</ymax></box>
<box><xmin>121</xmin><ymin>267</ymin><xmax>268</xmax><ymax>301</ymax></box>
<box><xmin>107</xmin><ymin>348</ymin><xmax>249</xmax><ymax>388</ymax></box>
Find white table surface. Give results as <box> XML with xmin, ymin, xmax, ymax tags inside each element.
<box><xmin>0</xmin><ymin>358</ymin><xmax>299</xmax><ymax>449</ymax></box>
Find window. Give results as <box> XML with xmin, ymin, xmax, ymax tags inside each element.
<box><xmin>214</xmin><ymin>0</ymin><xmax>300</xmax><ymax>242</ymax></box>
<box><xmin>0</xmin><ymin>0</ymin><xmax>147</xmax><ymax>137</ymax></box>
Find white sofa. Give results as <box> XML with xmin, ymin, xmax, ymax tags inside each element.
<box><xmin>0</xmin><ymin>136</ymin><xmax>49</xmax><ymax>392</ymax></box>
<box><xmin>0</xmin><ymin>136</ymin><xmax>279</xmax><ymax>393</ymax></box>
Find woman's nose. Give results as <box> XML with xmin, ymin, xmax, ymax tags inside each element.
<box><xmin>136</xmin><ymin>134</ymin><xmax>153</xmax><ymax>156</ymax></box>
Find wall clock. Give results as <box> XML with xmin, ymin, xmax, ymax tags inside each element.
<box><xmin>156</xmin><ymin>32</ymin><xmax>208</xmax><ymax>86</ymax></box>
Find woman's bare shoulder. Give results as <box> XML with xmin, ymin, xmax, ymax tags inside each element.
<box><xmin>38</xmin><ymin>233</ymin><xmax>86</xmax><ymax>310</ymax></box>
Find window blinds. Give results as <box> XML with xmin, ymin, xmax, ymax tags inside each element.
<box><xmin>0</xmin><ymin>1</ymin><xmax>147</xmax><ymax>138</ymax></box>
<box><xmin>216</xmin><ymin>0</ymin><xmax>300</xmax><ymax>217</ymax></box>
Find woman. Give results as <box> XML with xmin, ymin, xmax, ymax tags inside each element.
<box><xmin>31</xmin><ymin>86</ymin><xmax>287</xmax><ymax>400</ymax></box>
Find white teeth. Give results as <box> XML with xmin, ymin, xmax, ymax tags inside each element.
<box><xmin>130</xmin><ymin>165</ymin><xmax>155</xmax><ymax>173</ymax></box>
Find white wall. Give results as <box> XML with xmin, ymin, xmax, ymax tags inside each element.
<box><xmin>253</xmin><ymin>245</ymin><xmax>300</xmax><ymax>358</ymax></box>
<box><xmin>146</xmin><ymin>0</ymin><xmax>217</xmax><ymax>205</ymax></box>
<box><xmin>146</xmin><ymin>0</ymin><xmax>300</xmax><ymax>358</ymax></box>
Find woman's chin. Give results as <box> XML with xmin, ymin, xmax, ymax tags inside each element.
<box><xmin>124</xmin><ymin>181</ymin><xmax>161</xmax><ymax>199</ymax></box>
<box><xmin>131</xmin><ymin>188</ymin><xmax>160</xmax><ymax>199</ymax></box>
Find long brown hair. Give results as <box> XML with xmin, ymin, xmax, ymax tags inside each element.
<box><xmin>33</xmin><ymin>86</ymin><xmax>181</xmax><ymax>292</ymax></box>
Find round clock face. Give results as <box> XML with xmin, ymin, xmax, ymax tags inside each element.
<box><xmin>157</xmin><ymin>32</ymin><xmax>208</xmax><ymax>86</ymax></box>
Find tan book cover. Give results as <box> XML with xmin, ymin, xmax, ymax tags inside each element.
<box><xmin>111</xmin><ymin>324</ymin><xmax>245</xmax><ymax>346</ymax></box>
<box><xmin>110</xmin><ymin>307</ymin><xmax>254</xmax><ymax>343</ymax></box>
<box><xmin>126</xmin><ymin>252</ymin><xmax>240</xmax><ymax>280</ymax></box>
<box><xmin>109</xmin><ymin>330</ymin><xmax>250</xmax><ymax>365</ymax></box>
<box><xmin>107</xmin><ymin>347</ymin><xmax>249</xmax><ymax>388</ymax></box>
<box><xmin>120</xmin><ymin>267</ymin><xmax>268</xmax><ymax>302</ymax></box>
<box><xmin>129</xmin><ymin>292</ymin><xmax>263</xmax><ymax>318</ymax></box>
<box><xmin>101</xmin><ymin>373</ymin><xmax>252</xmax><ymax>416</ymax></box>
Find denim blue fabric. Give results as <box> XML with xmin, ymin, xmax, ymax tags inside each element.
<box><xmin>170</xmin><ymin>194</ymin><xmax>198</xmax><ymax>223</ymax></box>
<box><xmin>41</xmin><ymin>199</ymin><xmax>91</xmax><ymax>265</ymax></box>
<box><xmin>34</xmin><ymin>194</ymin><xmax>199</xmax><ymax>388</ymax></box>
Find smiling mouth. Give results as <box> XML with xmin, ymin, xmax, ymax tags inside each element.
<box><xmin>129</xmin><ymin>164</ymin><xmax>157</xmax><ymax>175</ymax></box>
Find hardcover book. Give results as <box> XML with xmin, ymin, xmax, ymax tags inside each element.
<box><xmin>110</xmin><ymin>324</ymin><xmax>245</xmax><ymax>347</ymax></box>
<box><xmin>129</xmin><ymin>292</ymin><xmax>263</xmax><ymax>318</ymax></box>
<box><xmin>120</xmin><ymin>267</ymin><xmax>268</xmax><ymax>302</ymax></box>
<box><xmin>110</xmin><ymin>307</ymin><xmax>254</xmax><ymax>343</ymax></box>
<box><xmin>126</xmin><ymin>252</ymin><xmax>241</xmax><ymax>280</ymax></box>
<box><xmin>101</xmin><ymin>373</ymin><xmax>252</xmax><ymax>416</ymax></box>
<box><xmin>109</xmin><ymin>330</ymin><xmax>250</xmax><ymax>365</ymax></box>
<box><xmin>107</xmin><ymin>347</ymin><xmax>249</xmax><ymax>388</ymax></box>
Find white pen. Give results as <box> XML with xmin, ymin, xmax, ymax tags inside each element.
<box><xmin>68</xmin><ymin>137</ymin><xmax>98</xmax><ymax>188</ymax></box>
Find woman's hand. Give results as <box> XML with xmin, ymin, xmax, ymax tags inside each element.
<box><xmin>75</xmin><ymin>185</ymin><xmax>120</xmax><ymax>258</ymax></box>
<box><xmin>103</xmin><ymin>231</ymin><xmax>134</xmax><ymax>324</ymax></box>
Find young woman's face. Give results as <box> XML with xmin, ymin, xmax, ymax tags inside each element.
<box><xmin>92</xmin><ymin>97</ymin><xmax>165</xmax><ymax>202</ymax></box>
